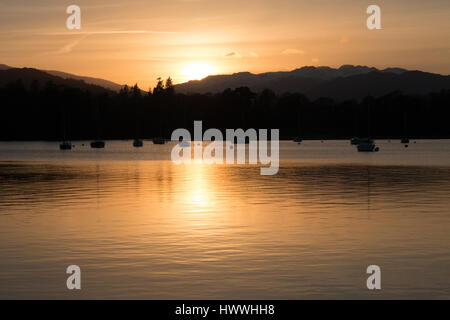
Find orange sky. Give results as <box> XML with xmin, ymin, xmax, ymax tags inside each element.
<box><xmin>0</xmin><ymin>0</ymin><xmax>449</xmax><ymax>89</ymax></box>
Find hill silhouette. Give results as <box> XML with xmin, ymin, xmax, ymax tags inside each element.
<box><xmin>0</xmin><ymin>68</ymin><xmax>114</xmax><ymax>94</ymax></box>
<box><xmin>175</xmin><ymin>65</ymin><xmax>449</xmax><ymax>101</ymax></box>
<box><xmin>45</xmin><ymin>70</ymin><xmax>123</xmax><ymax>92</ymax></box>
<box><xmin>0</xmin><ymin>65</ymin><xmax>122</xmax><ymax>92</ymax></box>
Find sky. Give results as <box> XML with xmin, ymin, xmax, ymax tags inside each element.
<box><xmin>0</xmin><ymin>0</ymin><xmax>449</xmax><ymax>89</ymax></box>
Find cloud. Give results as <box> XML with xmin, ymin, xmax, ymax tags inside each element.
<box><xmin>51</xmin><ymin>36</ymin><xmax>87</xmax><ymax>55</ymax></box>
<box><xmin>249</xmin><ymin>51</ymin><xmax>259</xmax><ymax>57</ymax></box>
<box><xmin>282</xmin><ymin>49</ymin><xmax>305</xmax><ymax>55</ymax></box>
<box><xmin>56</xmin><ymin>40</ymin><xmax>80</xmax><ymax>54</ymax></box>
<box><xmin>41</xmin><ymin>30</ymin><xmax>180</xmax><ymax>36</ymax></box>
<box><xmin>225</xmin><ymin>51</ymin><xmax>241</xmax><ymax>58</ymax></box>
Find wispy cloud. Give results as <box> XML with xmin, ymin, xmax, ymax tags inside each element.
<box><xmin>0</xmin><ymin>3</ymin><xmax>125</xmax><ymax>14</ymax></box>
<box><xmin>249</xmin><ymin>51</ymin><xmax>259</xmax><ymax>57</ymax></box>
<box><xmin>55</xmin><ymin>39</ymin><xmax>82</xmax><ymax>54</ymax></box>
<box><xmin>282</xmin><ymin>49</ymin><xmax>305</xmax><ymax>55</ymax></box>
<box><xmin>41</xmin><ymin>30</ymin><xmax>181</xmax><ymax>36</ymax></box>
<box><xmin>225</xmin><ymin>51</ymin><xmax>241</xmax><ymax>58</ymax></box>
<box><xmin>41</xmin><ymin>35</ymin><xmax>88</xmax><ymax>56</ymax></box>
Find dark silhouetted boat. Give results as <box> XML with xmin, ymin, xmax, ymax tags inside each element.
<box><xmin>90</xmin><ymin>104</ymin><xmax>105</xmax><ymax>149</ymax></box>
<box><xmin>294</xmin><ymin>101</ymin><xmax>305</xmax><ymax>145</ymax></box>
<box><xmin>59</xmin><ymin>141</ymin><xmax>72</xmax><ymax>150</ymax></box>
<box><xmin>91</xmin><ymin>140</ymin><xmax>105</xmax><ymax>148</ymax></box>
<box><xmin>401</xmin><ymin>108</ymin><xmax>410</xmax><ymax>145</ymax></box>
<box><xmin>356</xmin><ymin>98</ymin><xmax>379</xmax><ymax>152</ymax></box>
<box><xmin>153</xmin><ymin>137</ymin><xmax>165</xmax><ymax>145</ymax></box>
<box><xmin>178</xmin><ymin>140</ymin><xmax>191</xmax><ymax>147</ymax></box>
<box><xmin>350</xmin><ymin>137</ymin><xmax>361</xmax><ymax>145</ymax></box>
<box><xmin>357</xmin><ymin>139</ymin><xmax>379</xmax><ymax>152</ymax></box>
<box><xmin>133</xmin><ymin>139</ymin><xmax>143</xmax><ymax>147</ymax></box>
<box><xmin>59</xmin><ymin>108</ymin><xmax>72</xmax><ymax>150</ymax></box>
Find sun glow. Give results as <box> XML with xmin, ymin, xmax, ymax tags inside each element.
<box><xmin>180</xmin><ymin>62</ymin><xmax>218</xmax><ymax>82</ymax></box>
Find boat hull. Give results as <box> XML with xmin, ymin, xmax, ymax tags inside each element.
<box><xmin>153</xmin><ymin>138</ymin><xmax>165</xmax><ymax>145</ymax></box>
<box><xmin>91</xmin><ymin>141</ymin><xmax>105</xmax><ymax>148</ymax></box>
<box><xmin>133</xmin><ymin>139</ymin><xmax>143</xmax><ymax>147</ymax></box>
<box><xmin>59</xmin><ymin>143</ymin><xmax>72</xmax><ymax>150</ymax></box>
<box><xmin>357</xmin><ymin>139</ymin><xmax>379</xmax><ymax>152</ymax></box>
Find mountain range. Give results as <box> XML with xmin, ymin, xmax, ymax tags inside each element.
<box><xmin>1</xmin><ymin>64</ymin><xmax>449</xmax><ymax>101</ymax></box>
<box><xmin>174</xmin><ymin>65</ymin><xmax>450</xmax><ymax>101</ymax></box>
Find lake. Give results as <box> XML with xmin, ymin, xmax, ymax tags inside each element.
<box><xmin>0</xmin><ymin>140</ymin><xmax>449</xmax><ymax>299</ymax></box>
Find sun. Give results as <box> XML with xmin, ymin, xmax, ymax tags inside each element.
<box><xmin>180</xmin><ymin>62</ymin><xmax>218</xmax><ymax>82</ymax></box>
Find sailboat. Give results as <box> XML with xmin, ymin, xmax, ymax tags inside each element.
<box><xmin>401</xmin><ymin>109</ymin><xmax>410</xmax><ymax>145</ymax></box>
<box><xmin>59</xmin><ymin>107</ymin><xmax>72</xmax><ymax>150</ymax></box>
<box><xmin>179</xmin><ymin>140</ymin><xmax>191</xmax><ymax>147</ymax></box>
<box><xmin>133</xmin><ymin>139</ymin><xmax>143</xmax><ymax>147</ymax></box>
<box><xmin>293</xmin><ymin>107</ymin><xmax>303</xmax><ymax>144</ymax></box>
<box><xmin>60</xmin><ymin>141</ymin><xmax>72</xmax><ymax>150</ymax></box>
<box><xmin>153</xmin><ymin>105</ymin><xmax>166</xmax><ymax>145</ymax></box>
<box><xmin>153</xmin><ymin>137</ymin><xmax>165</xmax><ymax>145</ymax></box>
<box><xmin>350</xmin><ymin>108</ymin><xmax>360</xmax><ymax>145</ymax></box>
<box><xmin>357</xmin><ymin>99</ymin><xmax>379</xmax><ymax>152</ymax></box>
<box><xmin>350</xmin><ymin>137</ymin><xmax>361</xmax><ymax>145</ymax></box>
<box><xmin>358</xmin><ymin>138</ymin><xmax>379</xmax><ymax>152</ymax></box>
<box><xmin>91</xmin><ymin>140</ymin><xmax>105</xmax><ymax>148</ymax></box>
<box><xmin>91</xmin><ymin>105</ymin><xmax>105</xmax><ymax>148</ymax></box>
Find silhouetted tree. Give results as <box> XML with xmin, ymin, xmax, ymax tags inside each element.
<box><xmin>153</xmin><ymin>77</ymin><xmax>165</xmax><ymax>96</ymax></box>
<box><xmin>164</xmin><ymin>77</ymin><xmax>175</xmax><ymax>96</ymax></box>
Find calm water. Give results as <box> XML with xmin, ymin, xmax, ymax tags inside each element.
<box><xmin>0</xmin><ymin>140</ymin><xmax>450</xmax><ymax>299</ymax></box>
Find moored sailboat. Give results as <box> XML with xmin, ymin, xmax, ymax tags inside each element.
<box><xmin>133</xmin><ymin>138</ymin><xmax>143</xmax><ymax>147</ymax></box>
<box><xmin>91</xmin><ymin>140</ymin><xmax>105</xmax><ymax>148</ymax></box>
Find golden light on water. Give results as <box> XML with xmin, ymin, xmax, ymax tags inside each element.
<box><xmin>2</xmin><ymin>143</ymin><xmax>450</xmax><ymax>298</ymax></box>
<box><xmin>183</xmin><ymin>165</ymin><xmax>213</xmax><ymax>213</ymax></box>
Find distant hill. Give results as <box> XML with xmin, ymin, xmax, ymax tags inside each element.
<box><xmin>0</xmin><ymin>64</ymin><xmax>123</xmax><ymax>92</ymax></box>
<box><xmin>307</xmin><ymin>71</ymin><xmax>450</xmax><ymax>101</ymax></box>
<box><xmin>174</xmin><ymin>65</ymin><xmax>450</xmax><ymax>100</ymax></box>
<box><xmin>0</xmin><ymin>64</ymin><xmax>12</xmax><ymax>70</ymax></box>
<box><xmin>45</xmin><ymin>70</ymin><xmax>123</xmax><ymax>92</ymax></box>
<box><xmin>0</xmin><ymin>68</ymin><xmax>114</xmax><ymax>94</ymax></box>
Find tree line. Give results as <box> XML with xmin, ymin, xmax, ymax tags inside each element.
<box><xmin>0</xmin><ymin>77</ymin><xmax>449</xmax><ymax>140</ymax></box>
